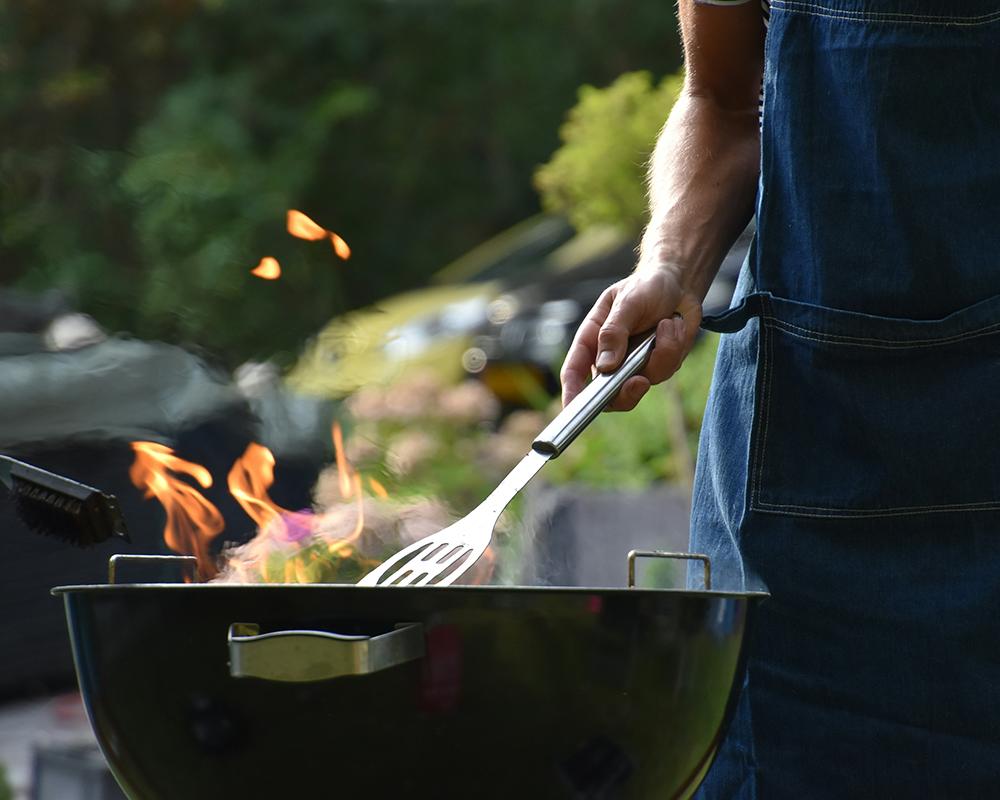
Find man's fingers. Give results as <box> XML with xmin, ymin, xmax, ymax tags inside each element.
<box><xmin>595</xmin><ymin>323</ymin><xmax>627</xmax><ymax>372</ymax></box>
<box><xmin>560</xmin><ymin>287</ymin><xmax>617</xmax><ymax>405</ymax></box>
<box><xmin>642</xmin><ymin>315</ymin><xmax>684</xmax><ymax>384</ymax></box>
<box><xmin>606</xmin><ymin>316</ymin><xmax>683</xmax><ymax>411</ymax></box>
<box><xmin>606</xmin><ymin>375</ymin><xmax>650</xmax><ymax>412</ymax></box>
<box><xmin>643</xmin><ymin>304</ymin><xmax>703</xmax><ymax>382</ymax></box>
<box><xmin>561</xmin><ymin>275</ymin><xmax>702</xmax><ymax>409</ymax></box>
<box><xmin>594</xmin><ymin>316</ymin><xmax>633</xmax><ymax>372</ymax></box>
<box><xmin>560</xmin><ymin>322</ymin><xmax>597</xmax><ymax>405</ymax></box>
<box><xmin>595</xmin><ymin>291</ymin><xmax>644</xmax><ymax>373</ymax></box>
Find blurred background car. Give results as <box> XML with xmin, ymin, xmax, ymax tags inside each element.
<box><xmin>464</xmin><ymin>221</ymin><xmax>754</xmax><ymax>407</ymax></box>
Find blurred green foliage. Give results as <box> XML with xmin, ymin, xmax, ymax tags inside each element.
<box><xmin>535</xmin><ymin>70</ymin><xmax>683</xmax><ymax>236</ymax></box>
<box><xmin>0</xmin><ymin>763</ymin><xmax>10</xmax><ymax>800</ymax></box>
<box><xmin>339</xmin><ymin>331</ymin><xmax>719</xmax><ymax>503</ymax></box>
<box><xmin>1</xmin><ymin>1</ymin><xmax>682</xmax><ymax>365</ymax></box>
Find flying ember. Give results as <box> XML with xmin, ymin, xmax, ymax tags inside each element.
<box><xmin>251</xmin><ymin>256</ymin><xmax>281</xmax><ymax>280</ymax></box>
<box><xmin>329</xmin><ymin>232</ymin><xmax>351</xmax><ymax>260</ymax></box>
<box><xmin>287</xmin><ymin>209</ymin><xmax>352</xmax><ymax>260</ymax></box>
<box><xmin>286</xmin><ymin>209</ymin><xmax>327</xmax><ymax>241</ymax></box>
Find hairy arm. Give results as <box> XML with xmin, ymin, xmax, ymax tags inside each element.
<box><xmin>561</xmin><ymin>0</ymin><xmax>764</xmax><ymax>410</ymax></box>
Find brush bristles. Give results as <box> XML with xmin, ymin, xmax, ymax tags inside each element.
<box><xmin>8</xmin><ymin>476</ymin><xmax>129</xmax><ymax>547</ymax></box>
<box><xmin>12</xmin><ymin>485</ymin><xmax>98</xmax><ymax>546</ymax></box>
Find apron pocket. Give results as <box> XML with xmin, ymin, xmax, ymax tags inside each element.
<box><xmin>706</xmin><ymin>292</ymin><xmax>1000</xmax><ymax>519</ymax></box>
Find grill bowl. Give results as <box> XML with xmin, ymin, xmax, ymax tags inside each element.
<box><xmin>53</xmin><ymin>582</ymin><xmax>763</xmax><ymax>800</ymax></box>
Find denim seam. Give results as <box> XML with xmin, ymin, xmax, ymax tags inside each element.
<box><xmin>756</xmin><ymin>500</ymin><xmax>1000</xmax><ymax>518</ymax></box>
<box><xmin>762</xmin><ymin>315</ymin><xmax>1000</xmax><ymax>349</ymax></box>
<box><xmin>771</xmin><ymin>0</ymin><xmax>1000</xmax><ymax>26</ymax></box>
<box><xmin>751</xmin><ymin>300</ymin><xmax>775</xmax><ymax>509</ymax></box>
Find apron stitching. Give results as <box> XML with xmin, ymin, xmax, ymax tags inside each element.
<box><xmin>761</xmin><ymin>315</ymin><xmax>1000</xmax><ymax>348</ymax></box>
<box><xmin>756</xmin><ymin>500</ymin><xmax>1000</xmax><ymax>517</ymax></box>
<box><xmin>753</xmin><ymin>303</ymin><xmax>776</xmax><ymax>507</ymax></box>
<box><xmin>771</xmin><ymin>1</ymin><xmax>1000</xmax><ymax>26</ymax></box>
<box><xmin>751</xmin><ymin>310</ymin><xmax>764</xmax><ymax>506</ymax></box>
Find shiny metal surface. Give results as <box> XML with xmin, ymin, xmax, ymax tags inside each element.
<box><xmin>628</xmin><ymin>550</ymin><xmax>712</xmax><ymax>591</ymax></box>
<box><xmin>228</xmin><ymin>621</ymin><xmax>425</xmax><ymax>682</ymax></box>
<box><xmin>357</xmin><ymin>449</ymin><xmax>550</xmax><ymax>587</ymax></box>
<box><xmin>108</xmin><ymin>554</ymin><xmax>197</xmax><ymax>584</ymax></box>
<box><xmin>533</xmin><ymin>332</ymin><xmax>656</xmax><ymax>457</ymax></box>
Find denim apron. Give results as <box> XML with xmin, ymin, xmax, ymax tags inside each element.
<box><xmin>690</xmin><ymin>2</ymin><xmax>1000</xmax><ymax>797</ymax></box>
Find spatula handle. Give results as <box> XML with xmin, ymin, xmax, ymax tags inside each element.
<box><xmin>532</xmin><ymin>332</ymin><xmax>657</xmax><ymax>458</ymax></box>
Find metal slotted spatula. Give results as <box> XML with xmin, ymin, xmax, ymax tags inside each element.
<box><xmin>358</xmin><ymin>332</ymin><xmax>657</xmax><ymax>587</ymax></box>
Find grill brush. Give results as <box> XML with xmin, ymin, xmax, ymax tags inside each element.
<box><xmin>1</xmin><ymin>455</ymin><xmax>130</xmax><ymax>546</ymax></box>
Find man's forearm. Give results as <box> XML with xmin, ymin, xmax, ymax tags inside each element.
<box><xmin>638</xmin><ymin>89</ymin><xmax>760</xmax><ymax>301</ymax></box>
<box><xmin>558</xmin><ymin>1</ymin><xmax>764</xmax><ymax>409</ymax></box>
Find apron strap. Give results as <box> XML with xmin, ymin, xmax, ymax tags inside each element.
<box><xmin>701</xmin><ymin>292</ymin><xmax>769</xmax><ymax>334</ymax></box>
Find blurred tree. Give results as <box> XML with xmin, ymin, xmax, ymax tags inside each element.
<box><xmin>0</xmin><ymin>0</ymin><xmax>682</xmax><ymax>365</ymax></box>
<box><xmin>534</xmin><ymin>69</ymin><xmax>684</xmax><ymax>236</ymax></box>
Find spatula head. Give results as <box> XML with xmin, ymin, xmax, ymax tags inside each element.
<box><xmin>358</xmin><ymin>520</ymin><xmax>490</xmax><ymax>587</ymax></box>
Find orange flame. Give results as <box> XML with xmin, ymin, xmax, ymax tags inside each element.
<box><xmin>129</xmin><ymin>442</ymin><xmax>225</xmax><ymax>580</ymax></box>
<box><xmin>286</xmin><ymin>209</ymin><xmax>327</xmax><ymax>241</ymax></box>
<box><xmin>227</xmin><ymin>443</ymin><xmax>312</xmax><ymax>541</ymax></box>
<box><xmin>340</xmin><ymin>471</ymin><xmax>366</xmax><ymax>552</ymax></box>
<box><xmin>217</xmin><ymin>431</ymin><xmax>381</xmax><ymax>582</ymax></box>
<box><xmin>130</xmin><ymin>430</ymin><xmax>412</xmax><ymax>585</ymax></box>
<box><xmin>251</xmin><ymin>256</ymin><xmax>281</xmax><ymax>280</ymax></box>
<box><xmin>326</xmin><ymin>422</ymin><xmax>367</xmax><ymax>554</ymax></box>
<box><xmin>287</xmin><ymin>209</ymin><xmax>351</xmax><ymax>261</ymax></box>
<box><xmin>130</xmin><ymin>431</ymin><xmax>496</xmax><ymax>586</ymax></box>
<box><xmin>332</xmin><ymin>422</ymin><xmax>352</xmax><ymax>498</ymax></box>
<box><xmin>329</xmin><ymin>232</ymin><xmax>351</xmax><ymax>260</ymax></box>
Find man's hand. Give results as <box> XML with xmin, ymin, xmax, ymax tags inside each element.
<box><xmin>560</xmin><ymin>266</ymin><xmax>702</xmax><ymax>411</ymax></box>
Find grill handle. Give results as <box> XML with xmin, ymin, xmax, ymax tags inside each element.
<box><xmin>627</xmin><ymin>550</ymin><xmax>712</xmax><ymax>590</ymax></box>
<box><xmin>533</xmin><ymin>332</ymin><xmax>657</xmax><ymax>458</ymax></box>
<box><xmin>228</xmin><ymin>622</ymin><xmax>424</xmax><ymax>683</ymax></box>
